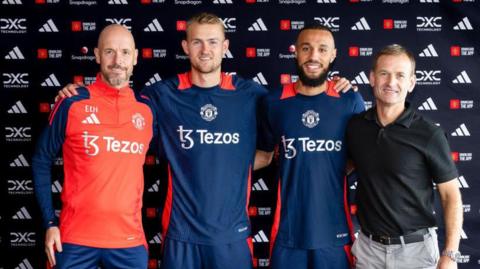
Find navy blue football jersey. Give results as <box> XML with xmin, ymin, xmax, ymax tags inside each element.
<box><xmin>258</xmin><ymin>81</ymin><xmax>365</xmax><ymax>249</ymax></box>
<box><xmin>142</xmin><ymin>72</ymin><xmax>267</xmax><ymax>245</ymax></box>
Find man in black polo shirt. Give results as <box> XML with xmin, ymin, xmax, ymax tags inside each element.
<box><xmin>346</xmin><ymin>44</ymin><xmax>463</xmax><ymax>269</ymax></box>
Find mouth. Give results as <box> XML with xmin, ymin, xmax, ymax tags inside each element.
<box><xmin>382</xmin><ymin>87</ymin><xmax>399</xmax><ymax>94</ymax></box>
<box><xmin>303</xmin><ymin>61</ymin><xmax>323</xmax><ymax>73</ymax></box>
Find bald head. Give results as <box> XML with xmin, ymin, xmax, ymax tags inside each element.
<box><xmin>97</xmin><ymin>24</ymin><xmax>135</xmax><ymax>49</ymax></box>
<box><xmin>94</xmin><ymin>24</ymin><xmax>138</xmax><ymax>89</ymax></box>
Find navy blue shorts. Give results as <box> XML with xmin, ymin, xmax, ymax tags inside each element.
<box><xmin>161</xmin><ymin>238</ymin><xmax>253</xmax><ymax>269</ymax></box>
<box><xmin>55</xmin><ymin>243</ymin><xmax>147</xmax><ymax>269</ymax></box>
<box><xmin>271</xmin><ymin>244</ymin><xmax>352</xmax><ymax>269</ymax></box>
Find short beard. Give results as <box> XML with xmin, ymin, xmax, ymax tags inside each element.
<box><xmin>296</xmin><ymin>62</ymin><xmax>331</xmax><ymax>87</ymax></box>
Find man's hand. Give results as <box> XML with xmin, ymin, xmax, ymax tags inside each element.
<box><xmin>437</xmin><ymin>255</ymin><xmax>457</xmax><ymax>269</ymax></box>
<box><xmin>54</xmin><ymin>82</ymin><xmax>83</xmax><ymax>102</ymax></box>
<box><xmin>45</xmin><ymin>226</ymin><xmax>62</xmax><ymax>267</ymax></box>
<box><xmin>332</xmin><ymin>76</ymin><xmax>358</xmax><ymax>93</ymax></box>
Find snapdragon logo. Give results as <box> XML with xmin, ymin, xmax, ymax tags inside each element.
<box><xmin>177</xmin><ymin>126</ymin><xmax>240</xmax><ymax>149</ymax></box>
<box><xmin>281</xmin><ymin>135</ymin><xmax>342</xmax><ymax>159</ymax></box>
<box><xmin>82</xmin><ymin>131</ymin><xmax>145</xmax><ymax>156</ymax></box>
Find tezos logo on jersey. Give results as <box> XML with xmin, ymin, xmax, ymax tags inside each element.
<box><xmin>177</xmin><ymin>126</ymin><xmax>240</xmax><ymax>150</ymax></box>
<box><xmin>302</xmin><ymin>110</ymin><xmax>319</xmax><ymax>128</ymax></box>
<box><xmin>281</xmin><ymin>135</ymin><xmax>342</xmax><ymax>159</ymax></box>
<box><xmin>82</xmin><ymin>131</ymin><xmax>145</xmax><ymax>156</ymax></box>
<box><xmin>131</xmin><ymin>113</ymin><xmax>146</xmax><ymax>130</ymax></box>
<box><xmin>200</xmin><ymin>104</ymin><xmax>218</xmax><ymax>121</ymax></box>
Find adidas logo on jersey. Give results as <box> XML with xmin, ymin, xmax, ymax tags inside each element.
<box><xmin>248</xmin><ymin>18</ymin><xmax>268</xmax><ymax>31</ymax></box>
<box><xmin>41</xmin><ymin>73</ymin><xmax>60</xmax><ymax>87</ymax></box>
<box><xmin>2</xmin><ymin>0</ymin><xmax>23</xmax><ymax>4</ymax></box>
<box><xmin>252</xmin><ymin>72</ymin><xmax>268</xmax><ymax>85</ymax></box>
<box><xmin>38</xmin><ymin>19</ymin><xmax>59</xmax><ymax>32</ymax></box>
<box><xmin>8</xmin><ymin>101</ymin><xmax>27</xmax><ymax>114</ymax></box>
<box><xmin>108</xmin><ymin>0</ymin><xmax>128</xmax><ymax>4</ymax></box>
<box><xmin>82</xmin><ymin>113</ymin><xmax>101</xmax><ymax>124</ymax></box>
<box><xmin>148</xmin><ymin>180</ymin><xmax>160</xmax><ymax>192</ymax></box>
<box><xmin>351</xmin><ymin>17</ymin><xmax>370</xmax><ymax>31</ymax></box>
<box><xmin>419</xmin><ymin>44</ymin><xmax>438</xmax><ymax>57</ymax></box>
<box><xmin>10</xmin><ymin>154</ymin><xmax>29</xmax><ymax>167</ymax></box>
<box><xmin>144</xmin><ymin>19</ymin><xmax>164</xmax><ymax>32</ymax></box>
<box><xmin>351</xmin><ymin>71</ymin><xmax>369</xmax><ymax>84</ymax></box>
<box><xmin>149</xmin><ymin>233</ymin><xmax>162</xmax><ymax>244</ymax></box>
<box><xmin>14</xmin><ymin>258</ymin><xmax>33</xmax><ymax>269</ymax></box>
<box><xmin>5</xmin><ymin>46</ymin><xmax>25</xmax><ymax>60</ymax></box>
<box><xmin>457</xmin><ymin>175</ymin><xmax>469</xmax><ymax>188</ymax></box>
<box><xmin>145</xmin><ymin>73</ymin><xmax>162</xmax><ymax>86</ymax></box>
<box><xmin>252</xmin><ymin>178</ymin><xmax>269</xmax><ymax>191</ymax></box>
<box><xmin>223</xmin><ymin>49</ymin><xmax>233</xmax><ymax>59</ymax></box>
<box><xmin>12</xmin><ymin>206</ymin><xmax>32</xmax><ymax>219</ymax></box>
<box><xmin>252</xmin><ymin>230</ymin><xmax>269</xmax><ymax>243</ymax></box>
<box><xmin>52</xmin><ymin>180</ymin><xmax>62</xmax><ymax>193</ymax></box>
<box><xmin>451</xmin><ymin>123</ymin><xmax>470</xmax><ymax>136</ymax></box>
<box><xmin>418</xmin><ymin>97</ymin><xmax>437</xmax><ymax>110</ymax></box>
<box><xmin>453</xmin><ymin>17</ymin><xmax>473</xmax><ymax>30</ymax></box>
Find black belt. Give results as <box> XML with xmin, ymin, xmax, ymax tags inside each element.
<box><xmin>362</xmin><ymin>228</ymin><xmax>429</xmax><ymax>245</ymax></box>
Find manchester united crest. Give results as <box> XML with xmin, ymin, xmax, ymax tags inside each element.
<box><xmin>131</xmin><ymin>113</ymin><xmax>146</xmax><ymax>130</ymax></box>
<box><xmin>200</xmin><ymin>104</ymin><xmax>218</xmax><ymax>122</ymax></box>
<box><xmin>302</xmin><ymin>110</ymin><xmax>320</xmax><ymax>128</ymax></box>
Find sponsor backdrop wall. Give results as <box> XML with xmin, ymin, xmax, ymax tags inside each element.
<box><xmin>1</xmin><ymin>0</ymin><xmax>479</xmax><ymax>268</ymax></box>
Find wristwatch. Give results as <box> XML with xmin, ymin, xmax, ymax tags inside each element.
<box><xmin>441</xmin><ymin>250</ymin><xmax>461</xmax><ymax>262</ymax></box>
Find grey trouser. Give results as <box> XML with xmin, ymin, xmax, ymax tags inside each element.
<box><xmin>352</xmin><ymin>228</ymin><xmax>439</xmax><ymax>269</ymax></box>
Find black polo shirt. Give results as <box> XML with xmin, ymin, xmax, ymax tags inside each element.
<box><xmin>346</xmin><ymin>104</ymin><xmax>458</xmax><ymax>237</ymax></box>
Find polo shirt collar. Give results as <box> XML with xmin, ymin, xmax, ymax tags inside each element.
<box><xmin>364</xmin><ymin>102</ymin><xmax>415</xmax><ymax>128</ymax></box>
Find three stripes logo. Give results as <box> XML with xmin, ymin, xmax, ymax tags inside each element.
<box><xmin>419</xmin><ymin>44</ymin><xmax>438</xmax><ymax>57</ymax></box>
<box><xmin>10</xmin><ymin>154</ymin><xmax>30</xmax><ymax>167</ymax></box>
<box><xmin>460</xmin><ymin>229</ymin><xmax>468</xmax><ymax>240</ymax></box>
<box><xmin>144</xmin><ymin>19</ymin><xmax>164</xmax><ymax>32</ymax></box>
<box><xmin>351</xmin><ymin>17</ymin><xmax>370</xmax><ymax>31</ymax></box>
<box><xmin>14</xmin><ymin>259</ymin><xmax>33</xmax><ymax>269</ymax></box>
<box><xmin>252</xmin><ymin>72</ymin><xmax>268</xmax><ymax>85</ymax></box>
<box><xmin>351</xmin><ymin>71</ymin><xmax>369</xmax><ymax>84</ymax></box>
<box><xmin>108</xmin><ymin>0</ymin><xmax>128</xmax><ymax>4</ymax></box>
<box><xmin>452</xmin><ymin>71</ymin><xmax>471</xmax><ymax>84</ymax></box>
<box><xmin>52</xmin><ymin>180</ymin><xmax>62</xmax><ymax>193</ymax></box>
<box><xmin>12</xmin><ymin>206</ymin><xmax>32</xmax><ymax>220</ymax></box>
<box><xmin>223</xmin><ymin>49</ymin><xmax>234</xmax><ymax>59</ymax></box>
<box><xmin>145</xmin><ymin>73</ymin><xmax>162</xmax><ymax>86</ymax></box>
<box><xmin>82</xmin><ymin>113</ymin><xmax>100</xmax><ymax>124</ymax></box>
<box><xmin>38</xmin><ymin>19</ymin><xmax>59</xmax><ymax>32</ymax></box>
<box><xmin>248</xmin><ymin>18</ymin><xmax>268</xmax><ymax>31</ymax></box>
<box><xmin>252</xmin><ymin>230</ymin><xmax>269</xmax><ymax>243</ymax></box>
<box><xmin>5</xmin><ymin>46</ymin><xmax>25</xmax><ymax>60</ymax></box>
<box><xmin>2</xmin><ymin>0</ymin><xmax>22</xmax><ymax>4</ymax></box>
<box><xmin>418</xmin><ymin>97</ymin><xmax>437</xmax><ymax>111</ymax></box>
<box><xmin>457</xmin><ymin>175</ymin><xmax>469</xmax><ymax>188</ymax></box>
<box><xmin>213</xmin><ymin>0</ymin><xmax>233</xmax><ymax>3</ymax></box>
<box><xmin>148</xmin><ymin>180</ymin><xmax>160</xmax><ymax>192</ymax></box>
<box><xmin>149</xmin><ymin>233</ymin><xmax>162</xmax><ymax>244</ymax></box>
<box><xmin>10</xmin><ymin>154</ymin><xmax>29</xmax><ymax>167</ymax></box>
<box><xmin>41</xmin><ymin>73</ymin><xmax>60</xmax><ymax>87</ymax></box>
<box><xmin>453</xmin><ymin>17</ymin><xmax>473</xmax><ymax>30</ymax></box>
<box><xmin>317</xmin><ymin>0</ymin><xmax>337</xmax><ymax>3</ymax></box>
<box><xmin>451</xmin><ymin>123</ymin><xmax>470</xmax><ymax>137</ymax></box>
<box><xmin>8</xmin><ymin>101</ymin><xmax>27</xmax><ymax>114</ymax></box>
<box><xmin>252</xmin><ymin>178</ymin><xmax>269</xmax><ymax>191</ymax></box>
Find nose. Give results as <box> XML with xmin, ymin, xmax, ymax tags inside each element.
<box><xmin>386</xmin><ymin>74</ymin><xmax>395</xmax><ymax>86</ymax></box>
